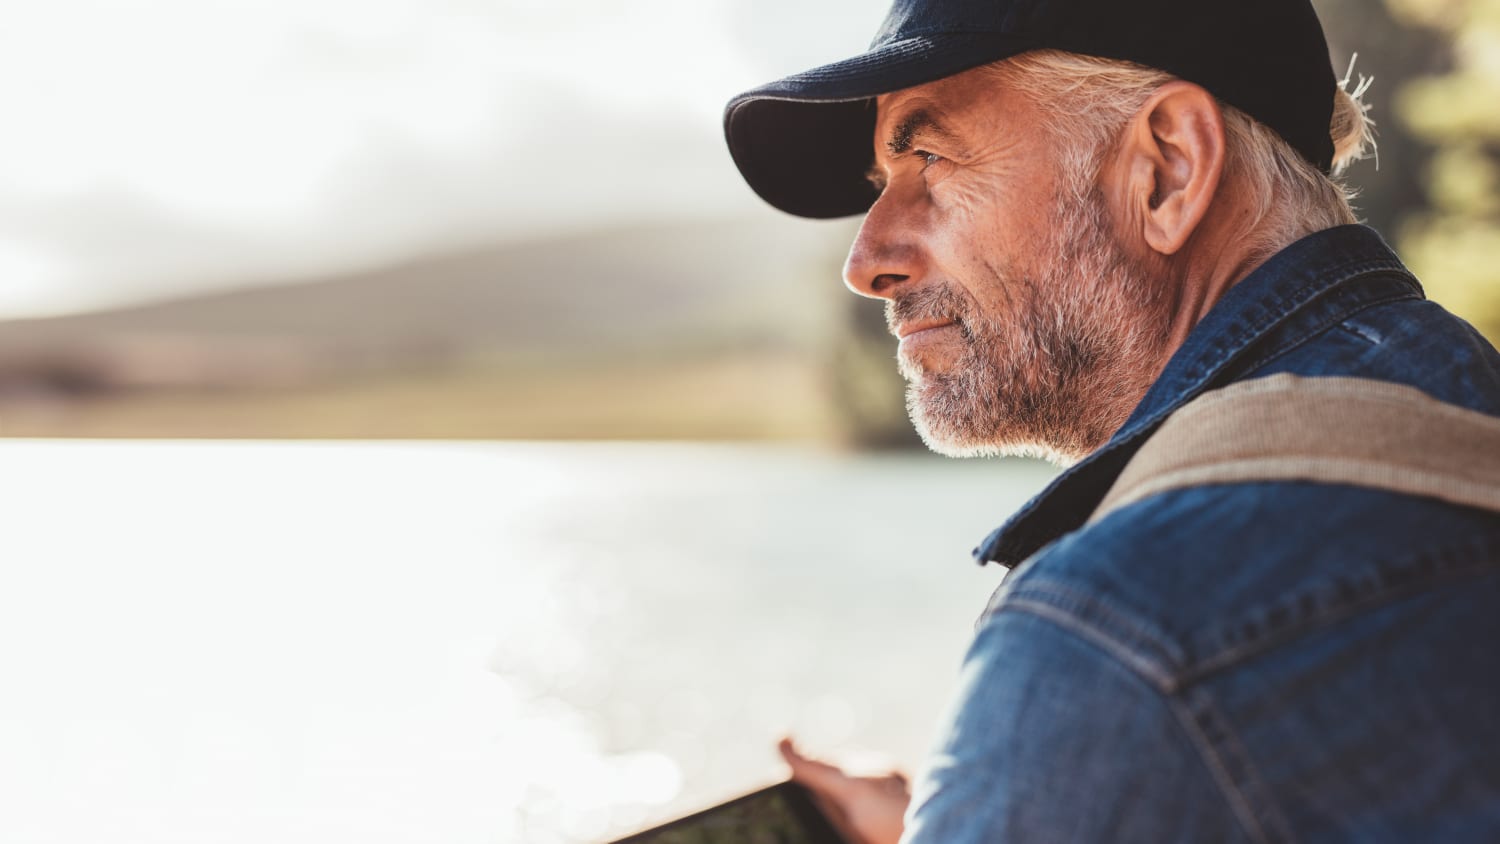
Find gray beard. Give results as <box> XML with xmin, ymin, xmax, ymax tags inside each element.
<box><xmin>889</xmin><ymin>187</ymin><xmax>1173</xmax><ymax>465</ymax></box>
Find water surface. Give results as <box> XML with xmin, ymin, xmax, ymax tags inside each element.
<box><xmin>0</xmin><ymin>441</ymin><xmax>1055</xmax><ymax>843</ymax></box>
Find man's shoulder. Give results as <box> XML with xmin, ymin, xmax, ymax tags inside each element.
<box><xmin>1253</xmin><ymin>292</ymin><xmax>1500</xmax><ymax>413</ymax></box>
<box><xmin>991</xmin><ymin>475</ymin><xmax>1500</xmax><ymax>691</ymax></box>
<box><xmin>983</xmin><ymin>291</ymin><xmax>1500</xmax><ymax>687</ymax></box>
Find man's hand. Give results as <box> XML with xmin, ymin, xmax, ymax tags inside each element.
<box><xmin>778</xmin><ymin>737</ymin><xmax>910</xmax><ymax>844</ymax></box>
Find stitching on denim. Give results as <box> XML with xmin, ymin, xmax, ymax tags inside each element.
<box><xmin>1005</xmin><ymin>579</ymin><xmax>1183</xmax><ymax>667</ymax></box>
<box><xmin>993</xmin><ymin>596</ymin><xmax>1302</xmax><ymax>841</ymax></box>
<box><xmin>1167</xmin><ymin>690</ymin><xmax>1292</xmax><ymax>844</ymax></box>
<box><xmin>1188</xmin><ymin>542</ymin><xmax>1500</xmax><ymax>674</ymax></box>
<box><xmin>1182</xmin><ymin>554</ymin><xmax>1500</xmax><ymax>686</ymax></box>
<box><xmin>1177</xmin><ymin>264</ymin><xmax>1410</xmax><ymax>388</ymax></box>
<box><xmin>1201</xmin><ymin>692</ymin><xmax>1299</xmax><ymax>843</ymax></box>
<box><xmin>1166</xmin><ymin>694</ymin><xmax>1269</xmax><ymax>843</ymax></box>
<box><xmin>1229</xmin><ymin>288</ymin><xmax>1420</xmax><ymax>379</ymax></box>
<box><xmin>999</xmin><ymin>599</ymin><xmax>1177</xmax><ymax>693</ymax></box>
<box><xmin>937</xmin><ymin>602</ymin><xmax>1242</xmax><ymax>840</ymax></box>
<box><xmin>1188</xmin><ymin>273</ymin><xmax>1415</xmax><ymax>388</ymax></box>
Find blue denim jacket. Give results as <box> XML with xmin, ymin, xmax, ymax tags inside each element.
<box><xmin>903</xmin><ymin>226</ymin><xmax>1500</xmax><ymax>843</ymax></box>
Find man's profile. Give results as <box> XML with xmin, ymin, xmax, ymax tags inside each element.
<box><xmin>724</xmin><ymin>1</ymin><xmax>1500</xmax><ymax>842</ymax></box>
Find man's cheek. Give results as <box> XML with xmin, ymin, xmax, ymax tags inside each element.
<box><xmin>927</xmin><ymin>182</ymin><xmax>992</xmax><ymax>236</ymax></box>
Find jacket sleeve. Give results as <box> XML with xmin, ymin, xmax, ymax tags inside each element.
<box><xmin>901</xmin><ymin>608</ymin><xmax>1251</xmax><ymax>844</ymax></box>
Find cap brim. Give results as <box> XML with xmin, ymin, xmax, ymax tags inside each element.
<box><xmin>724</xmin><ymin>33</ymin><xmax>1036</xmax><ymax>219</ymax></box>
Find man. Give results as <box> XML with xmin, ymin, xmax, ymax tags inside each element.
<box><xmin>724</xmin><ymin>1</ymin><xmax>1500</xmax><ymax>842</ymax></box>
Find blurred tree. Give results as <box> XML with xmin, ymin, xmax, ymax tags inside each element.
<box><xmin>1385</xmin><ymin>0</ymin><xmax>1500</xmax><ymax>341</ymax></box>
<box><xmin>828</xmin><ymin>291</ymin><xmax>923</xmax><ymax>449</ymax></box>
<box><xmin>1313</xmin><ymin>0</ymin><xmax>1448</xmax><ymax>237</ymax></box>
<box><xmin>821</xmin><ymin>221</ymin><xmax>925</xmax><ymax>450</ymax></box>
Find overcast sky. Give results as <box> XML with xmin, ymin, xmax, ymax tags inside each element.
<box><xmin>0</xmin><ymin>0</ymin><xmax>887</xmax><ymax>316</ymax></box>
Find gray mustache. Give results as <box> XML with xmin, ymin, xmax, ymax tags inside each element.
<box><xmin>886</xmin><ymin>285</ymin><xmax>970</xmax><ymax>336</ymax></box>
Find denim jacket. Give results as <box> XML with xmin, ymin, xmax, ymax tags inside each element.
<box><xmin>903</xmin><ymin>226</ymin><xmax>1500</xmax><ymax>843</ymax></box>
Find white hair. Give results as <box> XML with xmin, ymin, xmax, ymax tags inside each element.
<box><xmin>983</xmin><ymin>50</ymin><xmax>1377</xmax><ymax>264</ymax></box>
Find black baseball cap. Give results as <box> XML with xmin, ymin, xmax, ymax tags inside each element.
<box><xmin>724</xmin><ymin>0</ymin><xmax>1338</xmax><ymax>219</ymax></box>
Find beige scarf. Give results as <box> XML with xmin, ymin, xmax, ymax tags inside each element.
<box><xmin>1091</xmin><ymin>374</ymin><xmax>1500</xmax><ymax>524</ymax></box>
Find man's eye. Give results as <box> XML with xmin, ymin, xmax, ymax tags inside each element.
<box><xmin>915</xmin><ymin>150</ymin><xmax>944</xmax><ymax>169</ymax></box>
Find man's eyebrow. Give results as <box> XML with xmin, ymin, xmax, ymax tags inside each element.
<box><xmin>885</xmin><ymin>109</ymin><xmax>956</xmax><ymax>156</ymax></box>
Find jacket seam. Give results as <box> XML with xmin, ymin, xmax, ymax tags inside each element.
<box><xmin>986</xmin><ymin>603</ymin><xmax>1282</xmax><ymax>840</ymax></box>
<box><xmin>992</xmin><ymin>577</ymin><xmax>1184</xmax><ymax>681</ymax></box>
<box><xmin>1166</xmin><ymin>689</ymin><xmax>1295</xmax><ymax>844</ymax></box>
<box><xmin>998</xmin><ymin>579</ymin><xmax>1182</xmax><ymax>660</ymax></box>
<box><xmin>1176</xmin><ymin>263</ymin><xmax>1411</xmax><ymax>388</ymax></box>
<box><xmin>997</xmin><ymin>598</ymin><xmax>1177</xmax><ymax>693</ymax></box>
<box><xmin>1229</xmin><ymin>288</ymin><xmax>1421</xmax><ymax>379</ymax></box>
<box><xmin>1180</xmin><ymin>542</ymin><xmax>1500</xmax><ymax>686</ymax></box>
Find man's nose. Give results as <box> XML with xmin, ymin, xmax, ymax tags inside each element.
<box><xmin>842</xmin><ymin>198</ymin><xmax>924</xmax><ymax>300</ymax></box>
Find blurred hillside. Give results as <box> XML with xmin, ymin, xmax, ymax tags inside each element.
<box><xmin>0</xmin><ymin>217</ymin><xmax>908</xmax><ymax>440</ymax></box>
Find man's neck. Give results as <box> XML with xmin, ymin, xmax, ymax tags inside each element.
<box><xmin>1161</xmin><ymin>196</ymin><xmax>1322</xmax><ymax>358</ymax></box>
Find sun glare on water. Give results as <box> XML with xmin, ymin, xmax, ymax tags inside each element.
<box><xmin>0</xmin><ymin>440</ymin><xmax>1053</xmax><ymax>843</ymax></box>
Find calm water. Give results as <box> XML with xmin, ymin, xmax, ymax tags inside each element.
<box><xmin>0</xmin><ymin>441</ymin><xmax>1055</xmax><ymax>843</ymax></box>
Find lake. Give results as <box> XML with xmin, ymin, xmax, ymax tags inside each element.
<box><xmin>0</xmin><ymin>441</ymin><xmax>1056</xmax><ymax>843</ymax></box>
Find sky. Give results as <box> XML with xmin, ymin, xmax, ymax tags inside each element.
<box><xmin>0</xmin><ymin>0</ymin><xmax>887</xmax><ymax>316</ymax></box>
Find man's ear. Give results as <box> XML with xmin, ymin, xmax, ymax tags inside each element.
<box><xmin>1118</xmin><ymin>81</ymin><xmax>1226</xmax><ymax>256</ymax></box>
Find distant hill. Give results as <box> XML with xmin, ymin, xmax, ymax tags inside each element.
<box><xmin>0</xmin><ymin>216</ymin><xmax>852</xmax><ymax>381</ymax></box>
<box><xmin>0</xmin><ymin>216</ymin><xmax>915</xmax><ymax>441</ymax></box>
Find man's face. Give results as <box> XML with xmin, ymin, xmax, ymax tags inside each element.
<box><xmin>847</xmin><ymin>65</ymin><xmax>1172</xmax><ymax>463</ymax></box>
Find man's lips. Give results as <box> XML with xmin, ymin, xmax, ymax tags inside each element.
<box><xmin>896</xmin><ymin>318</ymin><xmax>958</xmax><ymax>340</ymax></box>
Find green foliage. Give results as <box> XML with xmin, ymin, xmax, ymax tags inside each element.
<box><xmin>1387</xmin><ymin>0</ymin><xmax>1500</xmax><ymax>340</ymax></box>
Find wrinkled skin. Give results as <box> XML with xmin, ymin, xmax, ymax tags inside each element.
<box><xmin>844</xmin><ymin>68</ymin><xmax>1176</xmax><ymax>464</ymax></box>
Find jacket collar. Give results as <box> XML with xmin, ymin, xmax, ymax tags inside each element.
<box><xmin>974</xmin><ymin>225</ymin><xmax>1419</xmax><ymax>568</ymax></box>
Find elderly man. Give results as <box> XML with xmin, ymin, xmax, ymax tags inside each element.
<box><xmin>724</xmin><ymin>1</ymin><xmax>1500</xmax><ymax>842</ymax></box>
